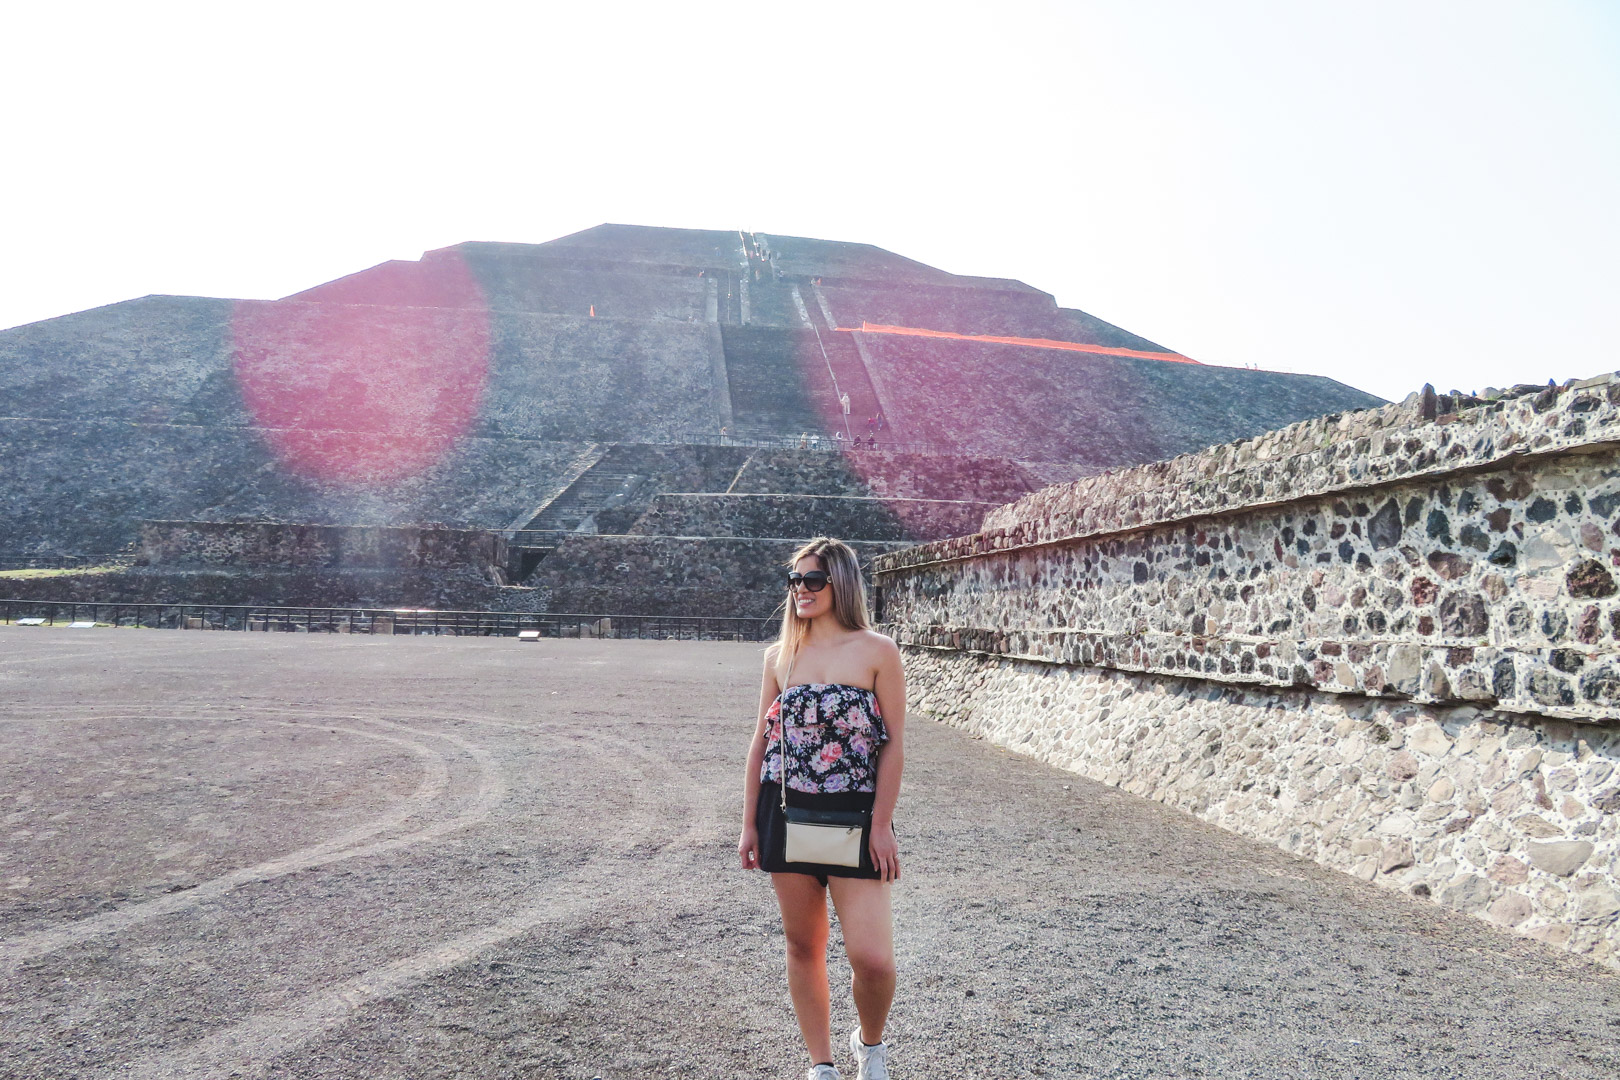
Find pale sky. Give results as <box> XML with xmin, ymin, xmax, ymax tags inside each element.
<box><xmin>2</xmin><ymin>0</ymin><xmax>1616</xmax><ymax>403</ymax></box>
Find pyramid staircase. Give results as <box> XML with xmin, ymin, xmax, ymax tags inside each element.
<box><xmin>507</xmin><ymin>458</ymin><xmax>654</xmax><ymax>576</ymax></box>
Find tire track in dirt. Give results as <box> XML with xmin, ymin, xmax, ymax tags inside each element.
<box><xmin>113</xmin><ymin>711</ymin><xmax>719</xmax><ymax>1079</ymax></box>
<box><xmin>0</xmin><ymin>714</ymin><xmax>476</xmax><ymax>970</ymax></box>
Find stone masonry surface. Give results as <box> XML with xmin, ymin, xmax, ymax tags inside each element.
<box><xmin>879</xmin><ymin>376</ymin><xmax>1620</xmax><ymax>724</ymax></box>
<box><xmin>139</xmin><ymin>521</ymin><xmax>506</xmax><ymax>574</ymax></box>
<box><xmin>904</xmin><ymin>648</ymin><xmax>1620</xmax><ymax>967</ymax></box>
<box><xmin>875</xmin><ymin>375</ymin><xmax>1620</xmax><ymax>966</ymax></box>
<box><xmin>626</xmin><ymin>493</ymin><xmax>994</xmax><ymax>544</ymax></box>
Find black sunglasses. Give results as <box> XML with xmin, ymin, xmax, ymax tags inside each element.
<box><xmin>787</xmin><ymin>571</ymin><xmax>832</xmax><ymax>592</ymax></box>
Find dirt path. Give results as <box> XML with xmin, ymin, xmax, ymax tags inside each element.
<box><xmin>1</xmin><ymin>626</ymin><xmax>1616</xmax><ymax>1079</ymax></box>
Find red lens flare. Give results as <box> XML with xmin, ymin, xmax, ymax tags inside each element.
<box><xmin>232</xmin><ymin>253</ymin><xmax>490</xmax><ymax>484</ymax></box>
<box><xmin>840</xmin><ymin>322</ymin><xmax>1198</xmax><ymax>364</ymax></box>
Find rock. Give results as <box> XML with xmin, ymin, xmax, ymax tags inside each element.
<box><xmin>1368</xmin><ymin>500</ymin><xmax>1402</xmax><ymax>550</ymax></box>
<box><xmin>1387</xmin><ymin>751</ymin><xmax>1420</xmax><ymax>781</ymax></box>
<box><xmin>1575</xmin><ymin>881</ymin><xmax>1620</xmax><ymax>922</ymax></box>
<box><xmin>1422</xmin><ymin>663</ymin><xmax>1451</xmax><ymax>699</ymax></box>
<box><xmin>1453</xmin><ymin>669</ymin><xmax>1495</xmax><ymax>702</ymax></box>
<box><xmin>1488</xmin><ymin>856</ymin><xmax>1529</xmax><ymax>885</ymax></box>
<box><xmin>1527</xmin><ymin>840</ymin><xmax>1593</xmax><ymax>877</ymax></box>
<box><xmin>1381</xmin><ymin>841</ymin><xmax>1414</xmax><ymax>873</ymax></box>
<box><xmin>1440</xmin><ymin>873</ymin><xmax>1493</xmax><ymax>912</ymax></box>
<box><xmin>1377</xmin><ymin>813</ymin><xmax>1415</xmax><ymax>836</ymax></box>
<box><xmin>1567</xmin><ymin>559</ymin><xmax>1618</xmax><ymax>599</ymax></box>
<box><xmin>1410</xmin><ymin>577</ymin><xmax>1438</xmax><ymax>606</ymax></box>
<box><xmin>1578</xmin><ymin>665</ymin><xmax>1620</xmax><ymax>708</ymax></box>
<box><xmin>1491</xmin><ymin>658</ymin><xmax>1517</xmax><ymax>699</ymax></box>
<box><xmin>1438</xmin><ymin>592</ymin><xmax>1490</xmax><ymax>637</ymax></box>
<box><xmin>1525</xmin><ymin>668</ymin><xmax>1575</xmax><ymax>709</ymax></box>
<box><xmin>1387</xmin><ymin>645</ymin><xmax>1421</xmax><ymax>691</ymax></box>
<box><xmin>1426</xmin><ymin>776</ymin><xmax>1456</xmax><ymax>801</ymax></box>
<box><xmin>1485</xmin><ymin>892</ymin><xmax>1533</xmax><ymax>926</ymax></box>
<box><xmin>1530</xmin><ymin>923</ymin><xmax>1573</xmax><ymax>947</ymax></box>
<box><xmin>1408</xmin><ymin>723</ymin><xmax>1452</xmax><ymax>758</ymax></box>
<box><xmin>1427</xmin><ymin>552</ymin><xmax>1470</xmax><ymax>581</ymax></box>
<box><xmin>1521</xmin><ymin>530</ymin><xmax>1573</xmax><ymax>572</ymax></box>
<box><xmin>1513</xmin><ymin>814</ymin><xmax>1564</xmax><ymax>838</ymax></box>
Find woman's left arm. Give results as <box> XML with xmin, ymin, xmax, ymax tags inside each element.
<box><xmin>869</xmin><ymin>634</ymin><xmax>906</xmax><ymax>882</ymax></box>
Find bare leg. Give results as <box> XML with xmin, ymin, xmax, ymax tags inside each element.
<box><xmin>828</xmin><ymin>877</ymin><xmax>895</xmax><ymax>1044</ymax></box>
<box><xmin>773</xmin><ymin>873</ymin><xmax>834</xmax><ymax>1065</ymax></box>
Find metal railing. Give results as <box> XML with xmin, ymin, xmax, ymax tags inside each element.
<box><xmin>0</xmin><ymin>599</ymin><xmax>776</xmax><ymax>641</ymax></box>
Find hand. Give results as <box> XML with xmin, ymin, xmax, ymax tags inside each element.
<box><xmin>738</xmin><ymin>825</ymin><xmax>760</xmax><ymax>870</ymax></box>
<box><xmin>868</xmin><ymin>821</ymin><xmax>900</xmax><ymax>882</ymax></box>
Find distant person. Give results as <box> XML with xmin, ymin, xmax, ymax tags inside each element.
<box><xmin>739</xmin><ymin>538</ymin><xmax>905</xmax><ymax>1080</ymax></box>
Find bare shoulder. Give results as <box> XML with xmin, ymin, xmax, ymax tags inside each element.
<box><xmin>858</xmin><ymin>629</ymin><xmax>902</xmax><ymax>663</ymax></box>
<box><xmin>763</xmin><ymin>642</ymin><xmax>782</xmax><ymax>667</ymax></box>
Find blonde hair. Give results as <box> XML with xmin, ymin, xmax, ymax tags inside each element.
<box><xmin>775</xmin><ymin>536</ymin><xmax>872</xmax><ymax>672</ymax></box>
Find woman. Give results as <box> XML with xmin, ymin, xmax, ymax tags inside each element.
<box><xmin>739</xmin><ymin>537</ymin><xmax>906</xmax><ymax>1080</ymax></box>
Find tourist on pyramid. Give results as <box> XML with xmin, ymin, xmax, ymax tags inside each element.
<box><xmin>739</xmin><ymin>537</ymin><xmax>906</xmax><ymax>1080</ymax></box>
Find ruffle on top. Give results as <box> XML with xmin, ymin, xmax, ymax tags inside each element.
<box><xmin>761</xmin><ymin>683</ymin><xmax>889</xmax><ymax>794</ymax></box>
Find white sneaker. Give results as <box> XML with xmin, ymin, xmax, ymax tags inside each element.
<box><xmin>850</xmin><ymin>1029</ymin><xmax>890</xmax><ymax>1080</ymax></box>
<box><xmin>808</xmin><ymin>1064</ymin><xmax>843</xmax><ymax>1080</ymax></box>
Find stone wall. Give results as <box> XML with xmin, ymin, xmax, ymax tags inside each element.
<box><xmin>527</xmin><ymin>535</ymin><xmax>906</xmax><ymax>619</ymax></box>
<box><xmin>728</xmin><ymin>449</ymin><xmax>1040</xmax><ymax>504</ymax></box>
<box><xmin>139</xmin><ymin>521</ymin><xmax>506</xmax><ymax>574</ymax></box>
<box><xmin>874</xmin><ymin>376</ymin><xmax>1620</xmax><ymax>966</ymax></box>
<box><xmin>626</xmin><ymin>493</ymin><xmax>993</xmax><ymax>544</ymax></box>
<box><xmin>0</xmin><ymin>566</ymin><xmax>544</xmax><ymax>611</ymax></box>
<box><xmin>0</xmin><ymin>420</ymin><xmax>596</xmax><ymax>553</ymax></box>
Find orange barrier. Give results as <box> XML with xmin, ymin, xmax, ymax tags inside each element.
<box><xmin>840</xmin><ymin>321</ymin><xmax>1198</xmax><ymax>364</ymax></box>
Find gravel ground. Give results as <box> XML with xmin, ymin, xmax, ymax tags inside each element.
<box><xmin>0</xmin><ymin>625</ymin><xmax>1617</xmax><ymax>1080</ymax></box>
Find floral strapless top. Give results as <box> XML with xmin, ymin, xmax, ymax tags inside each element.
<box><xmin>761</xmin><ymin>683</ymin><xmax>889</xmax><ymax>794</ymax></box>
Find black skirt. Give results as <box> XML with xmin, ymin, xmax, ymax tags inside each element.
<box><xmin>756</xmin><ymin>781</ymin><xmax>882</xmax><ymax>882</ymax></box>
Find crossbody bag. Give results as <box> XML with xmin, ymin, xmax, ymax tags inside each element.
<box><xmin>778</xmin><ymin>657</ymin><xmax>871</xmax><ymax>868</ymax></box>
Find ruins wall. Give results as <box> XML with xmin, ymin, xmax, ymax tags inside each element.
<box><xmin>140</xmin><ymin>521</ymin><xmax>507</xmax><ymax>574</ymax></box>
<box><xmin>874</xmin><ymin>377</ymin><xmax>1620</xmax><ymax>966</ymax></box>
<box><xmin>728</xmin><ymin>450</ymin><xmax>1039</xmax><ymax>504</ymax></box>
<box><xmin>0</xmin><ymin>566</ymin><xmax>544</xmax><ymax>612</ymax></box>
<box><xmin>528</xmin><ymin>535</ymin><xmax>908</xmax><ymax>619</ymax></box>
<box><xmin>0</xmin><ymin>420</ymin><xmax>596</xmax><ymax>553</ymax></box>
<box><xmin>626</xmin><ymin>493</ymin><xmax>994</xmax><ymax>544</ymax></box>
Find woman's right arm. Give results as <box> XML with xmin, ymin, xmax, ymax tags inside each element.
<box><xmin>738</xmin><ymin>645</ymin><xmax>781</xmax><ymax>870</ymax></box>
